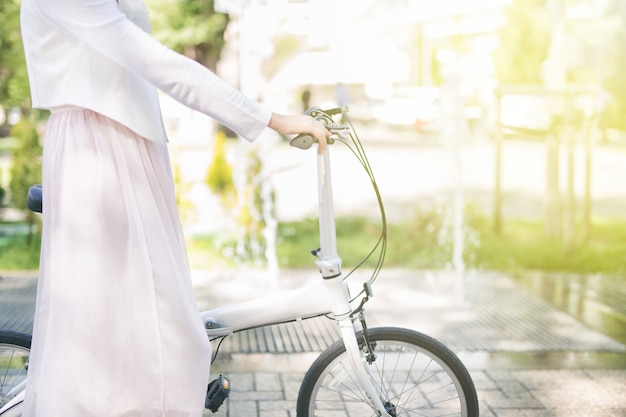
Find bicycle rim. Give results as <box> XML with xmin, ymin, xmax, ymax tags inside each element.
<box><xmin>297</xmin><ymin>327</ymin><xmax>478</xmax><ymax>417</ymax></box>
<box><xmin>0</xmin><ymin>332</ymin><xmax>30</xmax><ymax>412</ymax></box>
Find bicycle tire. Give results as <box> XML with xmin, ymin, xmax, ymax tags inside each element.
<box><xmin>296</xmin><ymin>326</ymin><xmax>478</xmax><ymax>417</ymax></box>
<box><xmin>0</xmin><ymin>331</ymin><xmax>31</xmax><ymax>414</ymax></box>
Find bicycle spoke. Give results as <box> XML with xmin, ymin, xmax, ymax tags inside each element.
<box><xmin>297</xmin><ymin>328</ymin><xmax>477</xmax><ymax>417</ymax></box>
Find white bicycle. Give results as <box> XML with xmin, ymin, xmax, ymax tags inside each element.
<box><xmin>0</xmin><ymin>107</ymin><xmax>479</xmax><ymax>417</ymax></box>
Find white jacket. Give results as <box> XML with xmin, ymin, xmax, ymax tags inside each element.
<box><xmin>20</xmin><ymin>0</ymin><xmax>272</xmax><ymax>144</ymax></box>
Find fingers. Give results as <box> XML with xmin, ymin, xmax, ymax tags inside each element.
<box><xmin>314</xmin><ymin>120</ymin><xmax>331</xmax><ymax>155</ymax></box>
<box><xmin>267</xmin><ymin>112</ymin><xmax>330</xmax><ymax>154</ymax></box>
<box><xmin>317</xmin><ymin>136</ymin><xmax>326</xmax><ymax>154</ymax></box>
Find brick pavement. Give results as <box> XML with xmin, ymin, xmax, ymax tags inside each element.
<box><xmin>204</xmin><ymin>359</ymin><xmax>626</xmax><ymax>417</ymax></box>
<box><xmin>1</xmin><ymin>269</ymin><xmax>625</xmax><ymax>416</ymax></box>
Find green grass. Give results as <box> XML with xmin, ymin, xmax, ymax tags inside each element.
<box><xmin>469</xmin><ymin>219</ymin><xmax>626</xmax><ymax>274</ymax></box>
<box><xmin>267</xmin><ymin>215</ymin><xmax>626</xmax><ymax>275</ymax></box>
<box><xmin>3</xmin><ymin>214</ymin><xmax>626</xmax><ymax>275</ymax></box>
<box><xmin>0</xmin><ymin>229</ymin><xmax>41</xmax><ymax>270</ymax></box>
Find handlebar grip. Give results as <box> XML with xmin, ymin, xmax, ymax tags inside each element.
<box><xmin>290</xmin><ymin>133</ymin><xmax>315</xmax><ymax>150</ymax></box>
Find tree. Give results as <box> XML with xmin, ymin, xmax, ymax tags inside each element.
<box><xmin>602</xmin><ymin>0</ymin><xmax>626</xmax><ymax>131</ymax></box>
<box><xmin>0</xmin><ymin>0</ymin><xmax>30</xmax><ymax>111</ymax></box>
<box><xmin>261</xmin><ymin>33</ymin><xmax>304</xmax><ymax>81</ymax></box>
<box><xmin>8</xmin><ymin>116</ymin><xmax>42</xmax><ymax>243</ymax></box>
<box><xmin>491</xmin><ymin>0</ymin><xmax>552</xmax><ymax>235</ymax></box>
<box><xmin>9</xmin><ymin>117</ymin><xmax>42</xmax><ymax>209</ymax></box>
<box><xmin>147</xmin><ymin>0</ymin><xmax>229</xmax><ymax>71</ymax></box>
<box><xmin>492</xmin><ymin>0</ymin><xmax>551</xmax><ymax>84</ymax></box>
<box><xmin>205</xmin><ymin>131</ymin><xmax>235</xmax><ymax>208</ymax></box>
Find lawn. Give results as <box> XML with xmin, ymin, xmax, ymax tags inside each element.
<box><xmin>2</xmin><ymin>213</ymin><xmax>626</xmax><ymax>276</ymax></box>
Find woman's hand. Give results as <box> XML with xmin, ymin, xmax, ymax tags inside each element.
<box><xmin>268</xmin><ymin>113</ymin><xmax>331</xmax><ymax>155</ymax></box>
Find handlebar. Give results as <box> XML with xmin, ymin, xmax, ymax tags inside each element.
<box><xmin>289</xmin><ymin>107</ymin><xmax>350</xmax><ymax>150</ymax></box>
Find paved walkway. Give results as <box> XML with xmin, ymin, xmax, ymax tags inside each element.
<box><xmin>1</xmin><ymin>269</ymin><xmax>625</xmax><ymax>416</ymax></box>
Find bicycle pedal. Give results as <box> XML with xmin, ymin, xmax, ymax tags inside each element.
<box><xmin>205</xmin><ymin>374</ymin><xmax>230</xmax><ymax>413</ymax></box>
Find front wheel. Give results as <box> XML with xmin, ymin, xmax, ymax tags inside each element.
<box><xmin>0</xmin><ymin>331</ymin><xmax>30</xmax><ymax>416</ymax></box>
<box><xmin>296</xmin><ymin>327</ymin><xmax>478</xmax><ymax>417</ymax></box>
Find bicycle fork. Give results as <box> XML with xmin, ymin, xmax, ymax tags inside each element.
<box><xmin>318</xmin><ymin>265</ymin><xmax>392</xmax><ymax>417</ymax></box>
<box><xmin>319</xmin><ymin>261</ymin><xmax>391</xmax><ymax>416</ymax></box>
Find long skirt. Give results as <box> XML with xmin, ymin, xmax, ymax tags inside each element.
<box><xmin>22</xmin><ymin>107</ymin><xmax>212</xmax><ymax>417</ymax></box>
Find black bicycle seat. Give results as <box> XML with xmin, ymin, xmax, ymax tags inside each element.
<box><xmin>26</xmin><ymin>184</ymin><xmax>42</xmax><ymax>213</ymax></box>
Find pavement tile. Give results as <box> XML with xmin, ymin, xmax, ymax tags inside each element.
<box><xmin>479</xmin><ymin>404</ymin><xmax>497</xmax><ymax>417</ymax></box>
<box><xmin>486</xmin><ymin>369</ymin><xmax>522</xmax><ymax>382</ymax></box>
<box><xmin>280</xmin><ymin>373</ymin><xmax>304</xmax><ymax>401</ymax></box>
<box><xmin>222</xmin><ymin>399</ymin><xmax>256</xmax><ymax>417</ymax></box>
<box><xmin>230</xmin><ymin>390</ymin><xmax>283</xmax><ymax>402</ymax></box>
<box><xmin>254</xmin><ymin>372</ymin><xmax>282</xmax><ymax>392</ymax></box>
<box><xmin>259</xmin><ymin>409</ymin><xmax>289</xmax><ymax>417</ymax></box>
<box><xmin>517</xmin><ymin>410</ymin><xmax>556</xmax><ymax>417</ymax></box>
<box><xmin>485</xmin><ymin>410</ymin><xmax>528</xmax><ymax>417</ymax></box>
<box><xmin>226</xmin><ymin>371</ymin><xmax>254</xmax><ymax>391</ymax></box>
<box><xmin>480</xmin><ymin>387</ymin><xmax>543</xmax><ymax>410</ymax></box>
<box><xmin>497</xmin><ymin>380</ymin><xmax>537</xmax><ymax>401</ymax></box>
<box><xmin>469</xmin><ymin>370</ymin><xmax>499</xmax><ymax>390</ymax></box>
<box><xmin>258</xmin><ymin>400</ymin><xmax>296</xmax><ymax>412</ymax></box>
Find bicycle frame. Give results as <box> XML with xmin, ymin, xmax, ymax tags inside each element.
<box><xmin>0</xmin><ymin>108</ymin><xmax>394</xmax><ymax>417</ymax></box>
<box><xmin>200</xmin><ymin>134</ymin><xmax>393</xmax><ymax>417</ymax></box>
<box><xmin>200</xmin><ymin>151</ymin><xmax>347</xmax><ymax>334</ymax></box>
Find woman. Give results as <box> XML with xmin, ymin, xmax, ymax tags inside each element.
<box><xmin>20</xmin><ymin>0</ymin><xmax>329</xmax><ymax>416</ymax></box>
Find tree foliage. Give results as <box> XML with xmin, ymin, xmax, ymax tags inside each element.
<box><xmin>146</xmin><ymin>0</ymin><xmax>229</xmax><ymax>71</ymax></box>
<box><xmin>261</xmin><ymin>33</ymin><xmax>304</xmax><ymax>81</ymax></box>
<box><xmin>602</xmin><ymin>0</ymin><xmax>626</xmax><ymax>130</ymax></box>
<box><xmin>493</xmin><ymin>0</ymin><xmax>551</xmax><ymax>85</ymax></box>
<box><xmin>493</xmin><ymin>0</ymin><xmax>626</xmax><ymax>130</ymax></box>
<box><xmin>8</xmin><ymin>117</ymin><xmax>42</xmax><ymax>211</ymax></box>
<box><xmin>0</xmin><ymin>0</ymin><xmax>30</xmax><ymax>110</ymax></box>
<box><xmin>7</xmin><ymin>117</ymin><xmax>42</xmax><ymax>242</ymax></box>
<box><xmin>205</xmin><ymin>131</ymin><xmax>235</xmax><ymax>207</ymax></box>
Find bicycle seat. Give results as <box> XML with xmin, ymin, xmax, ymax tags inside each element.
<box><xmin>26</xmin><ymin>184</ymin><xmax>43</xmax><ymax>213</ymax></box>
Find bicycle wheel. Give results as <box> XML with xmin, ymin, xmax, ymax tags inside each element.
<box><xmin>296</xmin><ymin>326</ymin><xmax>478</xmax><ymax>417</ymax></box>
<box><xmin>0</xmin><ymin>331</ymin><xmax>30</xmax><ymax>414</ymax></box>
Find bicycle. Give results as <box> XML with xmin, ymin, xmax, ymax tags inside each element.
<box><xmin>0</xmin><ymin>107</ymin><xmax>479</xmax><ymax>417</ymax></box>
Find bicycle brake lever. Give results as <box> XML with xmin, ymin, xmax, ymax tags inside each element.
<box><xmin>329</xmin><ymin>126</ymin><xmax>350</xmax><ymax>140</ymax></box>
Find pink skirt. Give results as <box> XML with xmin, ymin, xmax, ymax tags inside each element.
<box><xmin>23</xmin><ymin>107</ymin><xmax>212</xmax><ymax>417</ymax></box>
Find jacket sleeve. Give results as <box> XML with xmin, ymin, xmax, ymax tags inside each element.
<box><xmin>32</xmin><ymin>0</ymin><xmax>272</xmax><ymax>141</ymax></box>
